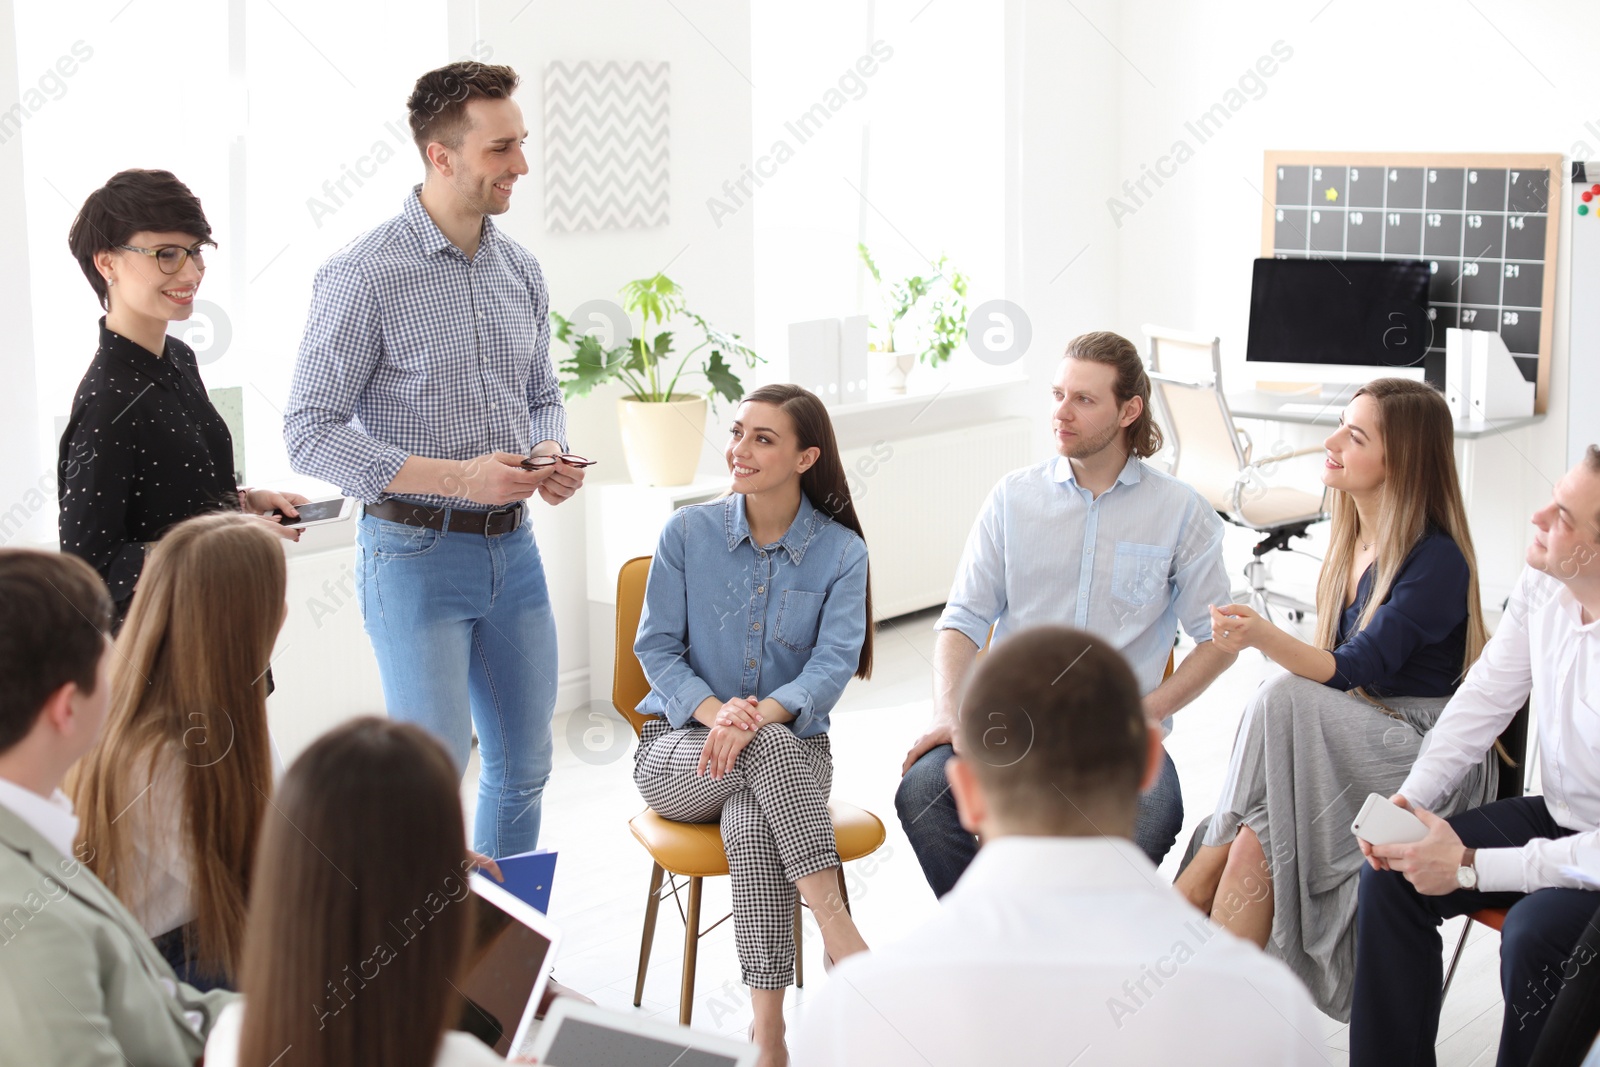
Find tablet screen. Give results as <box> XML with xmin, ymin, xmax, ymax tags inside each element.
<box><xmin>282</xmin><ymin>498</ymin><xmax>347</xmax><ymax>526</ymax></box>
<box><xmin>541</xmin><ymin>1017</ymin><xmax>745</xmax><ymax>1067</ymax></box>
<box><xmin>455</xmin><ymin>888</ymin><xmax>554</xmax><ymax>1056</ymax></box>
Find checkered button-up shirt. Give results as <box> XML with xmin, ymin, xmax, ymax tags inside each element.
<box><xmin>284</xmin><ymin>186</ymin><xmax>568</xmax><ymax>509</ymax></box>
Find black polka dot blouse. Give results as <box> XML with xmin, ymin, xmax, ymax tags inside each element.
<box><xmin>57</xmin><ymin>319</ymin><xmax>240</xmax><ymax>616</ymax></box>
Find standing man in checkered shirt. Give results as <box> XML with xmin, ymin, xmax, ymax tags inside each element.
<box><xmin>285</xmin><ymin>62</ymin><xmax>585</xmax><ymax>861</ymax></box>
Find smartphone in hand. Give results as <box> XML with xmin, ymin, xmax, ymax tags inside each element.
<box><xmin>1351</xmin><ymin>793</ymin><xmax>1427</xmax><ymax>846</ymax></box>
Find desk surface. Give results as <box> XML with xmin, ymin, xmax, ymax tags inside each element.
<box><xmin>1227</xmin><ymin>389</ymin><xmax>1543</xmax><ymax>440</ymax></box>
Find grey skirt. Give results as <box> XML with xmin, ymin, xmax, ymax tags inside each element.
<box><xmin>1202</xmin><ymin>672</ymin><xmax>1497</xmax><ymax>1021</ymax></box>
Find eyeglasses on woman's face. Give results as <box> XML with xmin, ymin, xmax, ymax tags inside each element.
<box><xmin>116</xmin><ymin>242</ymin><xmax>207</xmax><ymax>275</ymax></box>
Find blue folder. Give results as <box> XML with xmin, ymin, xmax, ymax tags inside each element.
<box><xmin>492</xmin><ymin>849</ymin><xmax>558</xmax><ymax>913</ymax></box>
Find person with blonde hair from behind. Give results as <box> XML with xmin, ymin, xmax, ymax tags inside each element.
<box><xmin>1175</xmin><ymin>377</ymin><xmax>1495</xmax><ymax>1020</ymax></box>
<box><xmin>72</xmin><ymin>511</ymin><xmax>288</xmax><ymax>991</ymax></box>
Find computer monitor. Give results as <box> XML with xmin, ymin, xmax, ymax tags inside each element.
<box><xmin>1245</xmin><ymin>257</ymin><xmax>1436</xmax><ymax>391</ymax></box>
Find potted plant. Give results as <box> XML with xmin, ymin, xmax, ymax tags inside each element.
<box><xmin>553</xmin><ymin>273</ymin><xmax>761</xmax><ymax>486</ymax></box>
<box><xmin>857</xmin><ymin>243</ymin><xmax>971</xmax><ymax>394</ymax></box>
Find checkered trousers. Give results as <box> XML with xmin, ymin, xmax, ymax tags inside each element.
<box><xmin>634</xmin><ymin>718</ymin><xmax>838</xmax><ymax>989</ymax></box>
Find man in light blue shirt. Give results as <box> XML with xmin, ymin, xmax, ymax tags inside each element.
<box><xmin>896</xmin><ymin>331</ymin><xmax>1235</xmax><ymax>895</ymax></box>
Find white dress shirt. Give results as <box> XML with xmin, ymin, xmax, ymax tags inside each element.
<box><xmin>205</xmin><ymin>1001</ymin><xmax>503</xmax><ymax>1066</ymax></box>
<box><xmin>0</xmin><ymin>777</ymin><xmax>79</xmax><ymax>857</ymax></box>
<box><xmin>1400</xmin><ymin>565</ymin><xmax>1600</xmax><ymax>893</ymax></box>
<box><xmin>123</xmin><ymin>734</ymin><xmax>287</xmax><ymax>936</ymax></box>
<box><xmin>939</xmin><ymin>455</ymin><xmax>1228</xmax><ymax>700</ymax></box>
<box><xmin>793</xmin><ymin>837</ymin><xmax>1326</xmax><ymax>1067</ymax></box>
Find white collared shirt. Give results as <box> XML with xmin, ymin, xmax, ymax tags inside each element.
<box><xmin>1400</xmin><ymin>565</ymin><xmax>1600</xmax><ymax>892</ymax></box>
<box><xmin>793</xmin><ymin>837</ymin><xmax>1326</xmax><ymax>1067</ymax></box>
<box><xmin>938</xmin><ymin>455</ymin><xmax>1229</xmax><ymax>699</ymax></box>
<box><xmin>0</xmin><ymin>776</ymin><xmax>79</xmax><ymax>857</ymax></box>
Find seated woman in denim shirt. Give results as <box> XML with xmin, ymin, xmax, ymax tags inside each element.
<box><xmin>633</xmin><ymin>384</ymin><xmax>873</xmax><ymax>1067</ymax></box>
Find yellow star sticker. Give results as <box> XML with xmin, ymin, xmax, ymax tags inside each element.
<box><xmin>1325</xmin><ymin>187</ymin><xmax>1339</xmax><ymax>202</ymax></box>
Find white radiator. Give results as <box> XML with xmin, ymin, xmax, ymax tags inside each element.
<box><xmin>842</xmin><ymin>417</ymin><xmax>1035</xmax><ymax>621</ymax></box>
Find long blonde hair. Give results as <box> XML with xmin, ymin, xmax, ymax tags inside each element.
<box><xmin>72</xmin><ymin>511</ymin><xmax>286</xmax><ymax>980</ymax></box>
<box><xmin>1314</xmin><ymin>378</ymin><xmax>1487</xmax><ymax>678</ymax></box>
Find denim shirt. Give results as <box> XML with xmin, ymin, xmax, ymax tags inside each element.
<box><xmin>634</xmin><ymin>493</ymin><xmax>869</xmax><ymax>738</ymax></box>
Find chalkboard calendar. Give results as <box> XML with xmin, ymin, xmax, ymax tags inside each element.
<box><xmin>1261</xmin><ymin>152</ymin><xmax>1561</xmax><ymax>414</ymax></box>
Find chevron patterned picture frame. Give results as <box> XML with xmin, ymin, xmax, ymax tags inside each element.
<box><xmin>543</xmin><ymin>60</ymin><xmax>670</xmax><ymax>232</ymax></box>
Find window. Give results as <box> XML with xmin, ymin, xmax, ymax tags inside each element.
<box><xmin>751</xmin><ymin>0</ymin><xmax>1005</xmax><ymax>388</ymax></box>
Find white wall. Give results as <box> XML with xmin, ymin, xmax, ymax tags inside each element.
<box><xmin>0</xmin><ymin>0</ymin><xmax>42</xmax><ymax>545</ymax></box>
<box><xmin>1006</xmin><ymin>0</ymin><xmax>1127</xmax><ymax>435</ymax></box>
<box><xmin>1099</xmin><ymin>0</ymin><xmax>1597</xmax><ymax>602</ymax></box>
<box><xmin>460</xmin><ymin>0</ymin><xmax>755</xmax><ymax>709</ymax></box>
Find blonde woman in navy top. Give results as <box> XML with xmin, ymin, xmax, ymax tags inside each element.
<box><xmin>633</xmin><ymin>384</ymin><xmax>873</xmax><ymax>1067</ymax></box>
<box><xmin>1176</xmin><ymin>377</ymin><xmax>1494</xmax><ymax>1020</ymax></box>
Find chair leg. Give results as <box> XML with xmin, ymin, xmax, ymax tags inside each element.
<box><xmin>679</xmin><ymin>876</ymin><xmax>702</xmax><ymax>1025</ymax></box>
<box><xmin>1441</xmin><ymin>917</ymin><xmax>1473</xmax><ymax>995</ymax></box>
<box><xmin>839</xmin><ymin>868</ymin><xmax>851</xmax><ymax>914</ymax></box>
<box><xmin>634</xmin><ymin>863</ymin><xmax>665</xmax><ymax>1007</ymax></box>
<box><xmin>793</xmin><ymin>898</ymin><xmax>804</xmax><ymax>988</ymax></box>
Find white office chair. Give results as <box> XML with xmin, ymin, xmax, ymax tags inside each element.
<box><xmin>1143</xmin><ymin>327</ymin><xmax>1329</xmax><ymax>624</ymax></box>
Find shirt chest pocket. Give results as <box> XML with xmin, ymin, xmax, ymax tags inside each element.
<box><xmin>775</xmin><ymin>590</ymin><xmax>826</xmax><ymax>652</ymax></box>
<box><xmin>1111</xmin><ymin>541</ymin><xmax>1171</xmax><ymax>607</ymax></box>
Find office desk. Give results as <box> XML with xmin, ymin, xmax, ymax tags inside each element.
<box><xmin>1226</xmin><ymin>389</ymin><xmax>1543</xmax><ymax>439</ymax></box>
<box><xmin>1226</xmin><ymin>389</ymin><xmax>1543</xmax><ymax>519</ymax></box>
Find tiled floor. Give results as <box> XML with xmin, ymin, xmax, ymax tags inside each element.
<box><xmin>465</xmin><ymin>527</ymin><xmax>1508</xmax><ymax>1064</ymax></box>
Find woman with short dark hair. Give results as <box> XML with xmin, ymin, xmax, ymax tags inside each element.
<box><xmin>60</xmin><ymin>169</ymin><xmax>305</xmax><ymax>625</ymax></box>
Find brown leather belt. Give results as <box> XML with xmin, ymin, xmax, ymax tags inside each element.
<box><xmin>364</xmin><ymin>499</ymin><xmax>523</xmax><ymax>536</ymax></box>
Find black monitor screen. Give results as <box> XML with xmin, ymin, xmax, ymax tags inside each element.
<box><xmin>1245</xmin><ymin>258</ymin><xmax>1431</xmax><ymax>368</ymax></box>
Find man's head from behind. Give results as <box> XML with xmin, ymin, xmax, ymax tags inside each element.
<box><xmin>407</xmin><ymin>62</ymin><xmax>526</xmax><ymax>217</ymax></box>
<box><xmin>947</xmin><ymin>626</ymin><xmax>1162</xmax><ymax>840</ymax></box>
<box><xmin>0</xmin><ymin>551</ymin><xmax>113</xmax><ymax>783</ymax></box>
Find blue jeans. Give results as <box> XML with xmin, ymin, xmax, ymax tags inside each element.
<box><xmin>356</xmin><ymin>509</ymin><xmax>557</xmax><ymax>858</ymax></box>
<box><xmin>894</xmin><ymin>742</ymin><xmax>1184</xmax><ymax>897</ymax></box>
<box><xmin>1351</xmin><ymin>796</ymin><xmax>1597</xmax><ymax>1067</ymax></box>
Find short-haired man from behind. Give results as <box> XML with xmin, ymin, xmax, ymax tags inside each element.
<box><xmin>0</xmin><ymin>550</ymin><xmax>234</xmax><ymax>1065</ymax></box>
<box><xmin>1351</xmin><ymin>449</ymin><xmax>1600</xmax><ymax>1067</ymax></box>
<box><xmin>796</xmin><ymin>626</ymin><xmax>1324</xmax><ymax>1067</ymax></box>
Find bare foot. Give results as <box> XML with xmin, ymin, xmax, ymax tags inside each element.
<box><xmin>752</xmin><ymin>1022</ymin><xmax>788</xmax><ymax>1067</ymax></box>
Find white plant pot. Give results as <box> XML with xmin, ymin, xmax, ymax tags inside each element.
<box><xmin>870</xmin><ymin>350</ymin><xmax>917</xmax><ymax>395</ymax></box>
<box><xmin>617</xmin><ymin>395</ymin><xmax>709</xmax><ymax>486</ymax></box>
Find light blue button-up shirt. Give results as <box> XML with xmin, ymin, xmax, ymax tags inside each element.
<box><xmin>635</xmin><ymin>493</ymin><xmax>869</xmax><ymax>738</ymax></box>
<box><xmin>938</xmin><ymin>453</ymin><xmax>1228</xmax><ymax>699</ymax></box>
<box><xmin>284</xmin><ymin>187</ymin><xmax>567</xmax><ymax>508</ymax></box>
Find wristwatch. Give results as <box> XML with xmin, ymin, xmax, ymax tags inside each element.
<box><xmin>1456</xmin><ymin>847</ymin><xmax>1478</xmax><ymax>890</ymax></box>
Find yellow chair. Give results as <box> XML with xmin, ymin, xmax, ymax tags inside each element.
<box><xmin>613</xmin><ymin>555</ymin><xmax>887</xmax><ymax>1025</ymax></box>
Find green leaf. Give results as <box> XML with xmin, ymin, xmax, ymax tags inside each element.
<box><xmin>557</xmin><ymin>332</ymin><xmax>631</xmax><ymax>398</ymax></box>
<box><xmin>688</xmin><ymin>312</ymin><xmax>761</xmax><ymax>369</ymax></box>
<box><xmin>625</xmin><ymin>336</ymin><xmax>652</xmax><ymax>375</ymax></box>
<box><xmin>857</xmin><ymin>243</ymin><xmax>881</xmax><ymax>284</ymax></box>
<box><xmin>703</xmin><ymin>349</ymin><xmax>744</xmax><ymax>406</ymax></box>
<box><xmin>621</xmin><ymin>274</ymin><xmax>684</xmax><ymax>326</ymax></box>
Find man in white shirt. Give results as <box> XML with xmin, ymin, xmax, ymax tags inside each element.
<box><xmin>897</xmin><ymin>331</ymin><xmax>1235</xmax><ymax>893</ymax></box>
<box><xmin>799</xmin><ymin>625</ymin><xmax>1325</xmax><ymax>1066</ymax></box>
<box><xmin>1351</xmin><ymin>448</ymin><xmax>1600</xmax><ymax>1067</ymax></box>
<box><xmin>0</xmin><ymin>549</ymin><xmax>234</xmax><ymax>1065</ymax></box>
